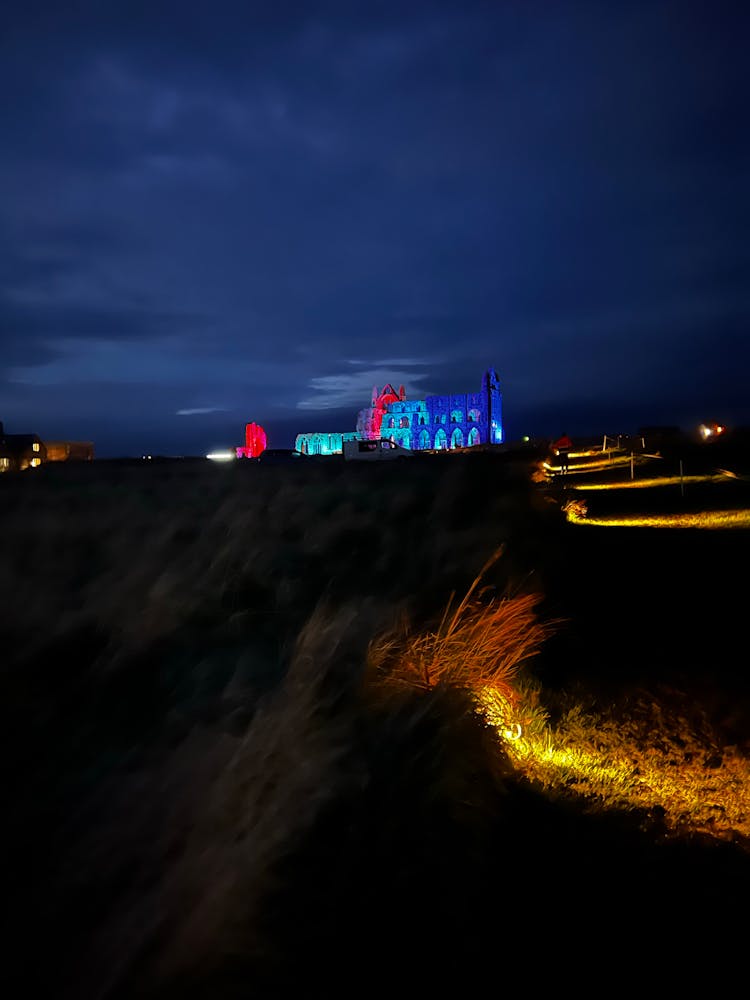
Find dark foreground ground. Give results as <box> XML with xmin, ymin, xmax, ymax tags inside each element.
<box><xmin>2</xmin><ymin>445</ymin><xmax>749</xmax><ymax>995</ymax></box>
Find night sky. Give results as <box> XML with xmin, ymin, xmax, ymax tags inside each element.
<box><xmin>2</xmin><ymin>1</ymin><xmax>747</xmax><ymax>457</ymax></box>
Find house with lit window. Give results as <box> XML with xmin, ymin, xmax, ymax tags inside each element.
<box><xmin>295</xmin><ymin>368</ymin><xmax>503</xmax><ymax>455</ymax></box>
<box><xmin>0</xmin><ymin>422</ymin><xmax>46</xmax><ymax>471</ymax></box>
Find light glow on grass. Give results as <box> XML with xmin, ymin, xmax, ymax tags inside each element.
<box><xmin>554</xmin><ymin>466</ymin><xmax>750</xmax><ymax>528</ymax></box>
<box><xmin>543</xmin><ymin>453</ymin><xmax>635</xmax><ymax>476</ymax></box>
<box><xmin>565</xmin><ymin>507</ymin><xmax>750</xmax><ymax>529</ymax></box>
<box><xmin>569</xmin><ymin>473</ymin><xmax>735</xmax><ymax>491</ymax></box>
<box><xmin>372</xmin><ymin>546</ymin><xmax>750</xmax><ymax>849</ymax></box>
<box><xmin>480</xmin><ymin>696</ymin><xmax>750</xmax><ymax>846</ymax></box>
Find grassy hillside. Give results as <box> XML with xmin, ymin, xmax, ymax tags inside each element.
<box><xmin>2</xmin><ymin>450</ymin><xmax>749</xmax><ymax>996</ymax></box>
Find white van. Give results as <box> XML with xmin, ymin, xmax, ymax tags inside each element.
<box><xmin>343</xmin><ymin>439</ymin><xmax>414</xmax><ymax>462</ymax></box>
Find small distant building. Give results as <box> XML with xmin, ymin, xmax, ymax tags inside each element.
<box><xmin>0</xmin><ymin>422</ymin><xmax>46</xmax><ymax>471</ymax></box>
<box><xmin>44</xmin><ymin>440</ymin><xmax>95</xmax><ymax>462</ymax></box>
<box><xmin>0</xmin><ymin>421</ymin><xmax>94</xmax><ymax>471</ymax></box>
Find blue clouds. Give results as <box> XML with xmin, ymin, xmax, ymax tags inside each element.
<box><xmin>1</xmin><ymin>1</ymin><xmax>747</xmax><ymax>454</ymax></box>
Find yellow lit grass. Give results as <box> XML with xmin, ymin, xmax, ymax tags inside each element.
<box><xmin>499</xmin><ymin>697</ymin><xmax>750</xmax><ymax>847</ymax></box>
<box><xmin>370</xmin><ymin>554</ymin><xmax>750</xmax><ymax>849</ymax></box>
<box><xmin>569</xmin><ymin>473</ymin><xmax>734</xmax><ymax>490</ymax></box>
<box><xmin>542</xmin><ymin>453</ymin><xmax>634</xmax><ymax>477</ymax></box>
<box><xmin>559</xmin><ymin>468</ymin><xmax>750</xmax><ymax>528</ymax></box>
<box><xmin>565</xmin><ymin>507</ymin><xmax>750</xmax><ymax>529</ymax></box>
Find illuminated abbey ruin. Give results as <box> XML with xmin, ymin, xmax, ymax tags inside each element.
<box><xmin>295</xmin><ymin>368</ymin><xmax>503</xmax><ymax>456</ymax></box>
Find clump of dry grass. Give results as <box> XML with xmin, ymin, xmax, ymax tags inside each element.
<box><xmin>561</xmin><ymin>496</ymin><xmax>588</xmax><ymax>520</ymax></box>
<box><xmin>366</xmin><ymin>545</ymin><xmax>558</xmax><ymax>737</ymax></box>
<box><xmin>366</xmin><ymin>543</ymin><xmax>750</xmax><ymax>851</ymax></box>
<box><xmin>530</xmin><ymin>460</ymin><xmax>550</xmax><ymax>483</ymax></box>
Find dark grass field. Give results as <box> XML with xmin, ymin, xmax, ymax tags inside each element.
<box><xmin>2</xmin><ymin>446</ymin><xmax>749</xmax><ymax>996</ymax></box>
<box><xmin>537</xmin><ymin>493</ymin><xmax>750</xmax><ymax>708</ymax></box>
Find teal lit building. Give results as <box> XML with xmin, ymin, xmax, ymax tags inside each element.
<box><xmin>295</xmin><ymin>368</ymin><xmax>503</xmax><ymax>455</ymax></box>
<box><xmin>292</xmin><ymin>429</ymin><xmax>360</xmax><ymax>457</ymax></box>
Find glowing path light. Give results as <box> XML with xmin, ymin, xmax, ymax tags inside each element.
<box><xmin>206</xmin><ymin>450</ymin><xmax>236</xmax><ymax>462</ymax></box>
<box><xmin>543</xmin><ymin>453</ymin><xmax>634</xmax><ymax>476</ymax></box>
<box><xmin>568</xmin><ymin>472</ymin><xmax>740</xmax><ymax>491</ymax></box>
<box><xmin>565</xmin><ymin>508</ymin><xmax>750</xmax><ymax>529</ymax></box>
<box><xmin>475</xmin><ymin>685</ymin><xmax>750</xmax><ymax>844</ymax></box>
<box><xmin>543</xmin><ymin>463</ymin><xmax>750</xmax><ymax>528</ymax></box>
<box><xmin>561</xmin><ymin>476</ymin><xmax>750</xmax><ymax>528</ymax></box>
<box><xmin>477</xmin><ymin>686</ymin><xmax>523</xmax><ymax>741</ymax></box>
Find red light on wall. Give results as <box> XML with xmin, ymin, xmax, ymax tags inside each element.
<box><xmin>237</xmin><ymin>422</ymin><xmax>267</xmax><ymax>458</ymax></box>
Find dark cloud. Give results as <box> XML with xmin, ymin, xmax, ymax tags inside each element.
<box><xmin>0</xmin><ymin>298</ymin><xmax>197</xmax><ymax>345</ymax></box>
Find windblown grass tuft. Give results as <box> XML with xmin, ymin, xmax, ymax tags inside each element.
<box><xmin>367</xmin><ymin>545</ymin><xmax>557</xmax><ymax>702</ymax></box>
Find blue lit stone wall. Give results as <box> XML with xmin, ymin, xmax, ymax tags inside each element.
<box><xmin>382</xmin><ymin>368</ymin><xmax>503</xmax><ymax>451</ymax></box>
<box><xmin>295</xmin><ymin>368</ymin><xmax>502</xmax><ymax>454</ymax></box>
<box><xmin>379</xmin><ymin>399</ymin><xmax>427</xmax><ymax>450</ymax></box>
